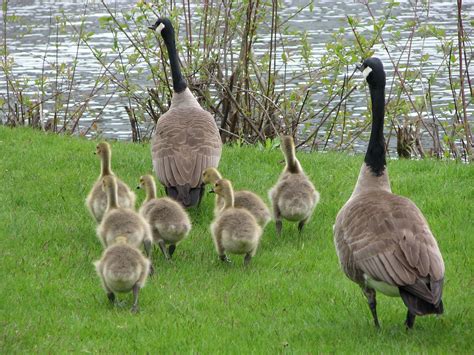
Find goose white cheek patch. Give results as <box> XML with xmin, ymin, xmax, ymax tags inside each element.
<box><xmin>362</xmin><ymin>66</ymin><xmax>373</xmax><ymax>79</ymax></box>
<box><xmin>156</xmin><ymin>23</ymin><xmax>165</xmax><ymax>33</ymax></box>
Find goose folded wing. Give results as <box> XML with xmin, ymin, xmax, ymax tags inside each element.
<box><xmin>350</xmin><ymin>202</ymin><xmax>444</xmax><ymax>305</ymax></box>
<box><xmin>151</xmin><ymin>111</ymin><xmax>221</xmax><ymax>188</ymax></box>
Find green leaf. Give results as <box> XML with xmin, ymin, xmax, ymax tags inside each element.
<box><xmin>98</xmin><ymin>16</ymin><xmax>112</xmax><ymax>28</ymax></box>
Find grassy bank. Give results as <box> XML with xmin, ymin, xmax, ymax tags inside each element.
<box><xmin>1</xmin><ymin>127</ymin><xmax>473</xmax><ymax>353</ymax></box>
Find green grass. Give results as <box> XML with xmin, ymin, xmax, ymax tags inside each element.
<box><xmin>1</xmin><ymin>126</ymin><xmax>473</xmax><ymax>353</ymax></box>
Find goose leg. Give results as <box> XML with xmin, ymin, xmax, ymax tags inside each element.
<box><xmin>131</xmin><ymin>284</ymin><xmax>140</xmax><ymax>314</ymax></box>
<box><xmin>362</xmin><ymin>287</ymin><xmax>380</xmax><ymax>328</ymax></box>
<box><xmin>168</xmin><ymin>244</ymin><xmax>176</xmax><ymax>258</ymax></box>
<box><xmin>405</xmin><ymin>310</ymin><xmax>416</xmax><ymax>329</ymax></box>
<box><xmin>197</xmin><ymin>185</ymin><xmax>205</xmax><ymax>207</ymax></box>
<box><xmin>158</xmin><ymin>239</ymin><xmax>171</xmax><ymax>260</ymax></box>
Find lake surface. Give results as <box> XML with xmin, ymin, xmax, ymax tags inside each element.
<box><xmin>1</xmin><ymin>0</ymin><xmax>473</xmax><ymax>154</ymax></box>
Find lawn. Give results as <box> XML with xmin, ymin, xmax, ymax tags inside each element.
<box><xmin>1</xmin><ymin>126</ymin><xmax>473</xmax><ymax>353</ymax></box>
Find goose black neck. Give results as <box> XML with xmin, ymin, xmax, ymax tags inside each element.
<box><xmin>364</xmin><ymin>84</ymin><xmax>386</xmax><ymax>176</ymax></box>
<box><xmin>161</xmin><ymin>27</ymin><xmax>187</xmax><ymax>93</ymax></box>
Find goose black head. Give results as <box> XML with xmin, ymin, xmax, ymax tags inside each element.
<box><xmin>148</xmin><ymin>17</ymin><xmax>174</xmax><ymax>36</ymax></box>
<box><xmin>357</xmin><ymin>57</ymin><xmax>386</xmax><ymax>88</ymax></box>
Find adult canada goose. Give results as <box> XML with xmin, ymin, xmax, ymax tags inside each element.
<box><xmin>97</xmin><ymin>176</ymin><xmax>154</xmax><ymax>272</ymax></box>
<box><xmin>148</xmin><ymin>17</ymin><xmax>222</xmax><ymax>208</ymax></box>
<box><xmin>333</xmin><ymin>57</ymin><xmax>445</xmax><ymax>329</ymax></box>
<box><xmin>210</xmin><ymin>179</ymin><xmax>262</xmax><ymax>265</ymax></box>
<box><xmin>268</xmin><ymin>136</ymin><xmax>319</xmax><ymax>235</ymax></box>
<box><xmin>202</xmin><ymin>168</ymin><xmax>271</xmax><ymax>227</ymax></box>
<box><xmin>138</xmin><ymin>174</ymin><xmax>191</xmax><ymax>260</ymax></box>
<box><xmin>85</xmin><ymin>142</ymin><xmax>136</xmax><ymax>223</ymax></box>
<box><xmin>94</xmin><ymin>236</ymin><xmax>150</xmax><ymax>313</ymax></box>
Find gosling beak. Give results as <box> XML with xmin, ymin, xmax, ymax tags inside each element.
<box><xmin>209</xmin><ymin>188</ymin><xmax>215</xmax><ymax>194</ymax></box>
<box><xmin>136</xmin><ymin>185</ymin><xmax>141</xmax><ymax>190</ymax></box>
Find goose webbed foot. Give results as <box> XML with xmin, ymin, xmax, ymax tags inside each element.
<box><xmin>405</xmin><ymin>310</ymin><xmax>416</xmax><ymax>330</ymax></box>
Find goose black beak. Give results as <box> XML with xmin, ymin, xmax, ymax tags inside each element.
<box><xmin>148</xmin><ymin>24</ymin><xmax>157</xmax><ymax>31</ymax></box>
<box><xmin>356</xmin><ymin>63</ymin><xmax>363</xmax><ymax>72</ymax></box>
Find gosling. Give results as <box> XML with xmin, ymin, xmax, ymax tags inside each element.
<box><xmin>94</xmin><ymin>236</ymin><xmax>150</xmax><ymax>313</ymax></box>
<box><xmin>203</xmin><ymin>168</ymin><xmax>271</xmax><ymax>228</ymax></box>
<box><xmin>138</xmin><ymin>174</ymin><xmax>191</xmax><ymax>260</ymax></box>
<box><xmin>210</xmin><ymin>179</ymin><xmax>262</xmax><ymax>265</ymax></box>
<box><xmin>86</xmin><ymin>142</ymin><xmax>136</xmax><ymax>223</ymax></box>
<box><xmin>97</xmin><ymin>176</ymin><xmax>153</xmax><ymax>271</ymax></box>
<box><xmin>268</xmin><ymin>136</ymin><xmax>319</xmax><ymax>235</ymax></box>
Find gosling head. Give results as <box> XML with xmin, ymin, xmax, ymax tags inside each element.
<box><xmin>137</xmin><ymin>175</ymin><xmax>153</xmax><ymax>190</ymax></box>
<box><xmin>202</xmin><ymin>168</ymin><xmax>222</xmax><ymax>185</ymax></box>
<box><xmin>95</xmin><ymin>142</ymin><xmax>111</xmax><ymax>158</ymax></box>
<box><xmin>212</xmin><ymin>179</ymin><xmax>233</xmax><ymax>197</ymax></box>
<box><xmin>280</xmin><ymin>135</ymin><xmax>295</xmax><ymax>153</ymax></box>
<box><xmin>212</xmin><ymin>179</ymin><xmax>234</xmax><ymax>208</ymax></box>
<box><xmin>101</xmin><ymin>175</ymin><xmax>116</xmax><ymax>192</ymax></box>
<box><xmin>357</xmin><ymin>57</ymin><xmax>386</xmax><ymax>88</ymax></box>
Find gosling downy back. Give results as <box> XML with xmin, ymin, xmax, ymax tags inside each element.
<box><xmin>149</xmin><ymin>18</ymin><xmax>222</xmax><ymax>208</ymax></box>
<box><xmin>210</xmin><ymin>179</ymin><xmax>262</xmax><ymax>264</ymax></box>
<box><xmin>333</xmin><ymin>57</ymin><xmax>445</xmax><ymax>329</ymax></box>
<box><xmin>203</xmin><ymin>168</ymin><xmax>271</xmax><ymax>227</ymax></box>
<box><xmin>85</xmin><ymin>142</ymin><xmax>136</xmax><ymax>223</ymax></box>
<box><xmin>138</xmin><ymin>174</ymin><xmax>191</xmax><ymax>259</ymax></box>
<box><xmin>97</xmin><ymin>176</ymin><xmax>153</xmax><ymax>259</ymax></box>
<box><xmin>268</xmin><ymin>136</ymin><xmax>319</xmax><ymax>235</ymax></box>
<box><xmin>94</xmin><ymin>236</ymin><xmax>150</xmax><ymax>313</ymax></box>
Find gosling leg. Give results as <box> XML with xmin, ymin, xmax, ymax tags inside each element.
<box><xmin>219</xmin><ymin>254</ymin><xmax>231</xmax><ymax>263</ymax></box>
<box><xmin>144</xmin><ymin>239</ymin><xmax>154</xmax><ymax>275</ymax></box>
<box><xmin>131</xmin><ymin>284</ymin><xmax>140</xmax><ymax>314</ymax></box>
<box><xmin>107</xmin><ymin>292</ymin><xmax>116</xmax><ymax>305</ymax></box>
<box><xmin>297</xmin><ymin>218</ymin><xmax>308</xmax><ymax>233</ymax></box>
<box><xmin>362</xmin><ymin>287</ymin><xmax>380</xmax><ymax>328</ymax></box>
<box><xmin>168</xmin><ymin>244</ymin><xmax>176</xmax><ymax>258</ymax></box>
<box><xmin>276</xmin><ymin>220</ymin><xmax>282</xmax><ymax>236</ymax></box>
<box><xmin>244</xmin><ymin>253</ymin><xmax>252</xmax><ymax>266</ymax></box>
<box><xmin>272</xmin><ymin>198</ymin><xmax>282</xmax><ymax>236</ymax></box>
<box><xmin>158</xmin><ymin>239</ymin><xmax>171</xmax><ymax>260</ymax></box>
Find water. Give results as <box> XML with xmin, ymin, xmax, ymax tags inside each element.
<box><xmin>0</xmin><ymin>0</ymin><xmax>473</xmax><ymax>154</ymax></box>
